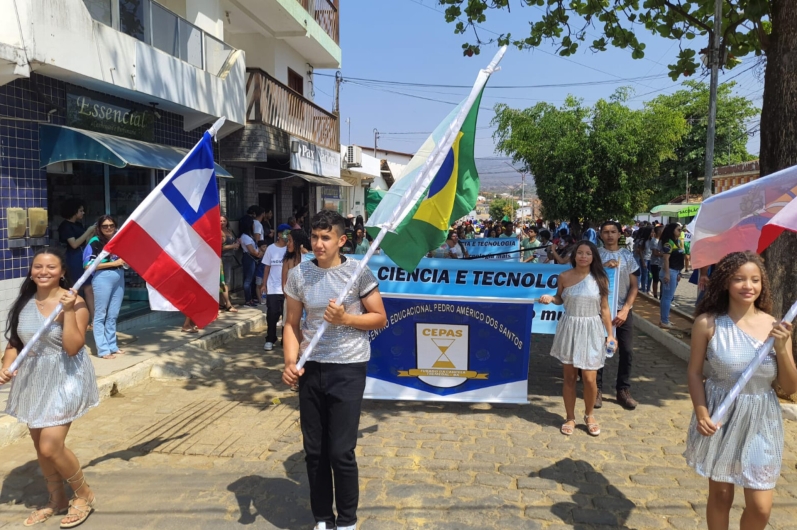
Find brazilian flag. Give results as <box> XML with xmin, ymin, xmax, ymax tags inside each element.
<box><xmin>366</xmin><ymin>88</ymin><xmax>484</xmax><ymax>272</ymax></box>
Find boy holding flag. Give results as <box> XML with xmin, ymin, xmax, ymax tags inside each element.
<box><xmin>282</xmin><ymin>210</ymin><xmax>387</xmax><ymax>530</ymax></box>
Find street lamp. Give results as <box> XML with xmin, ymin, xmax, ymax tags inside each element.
<box><xmin>504</xmin><ymin>162</ymin><xmax>526</xmax><ymax>223</ymax></box>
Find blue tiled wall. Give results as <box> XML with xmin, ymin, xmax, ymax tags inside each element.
<box><xmin>0</xmin><ymin>73</ymin><xmax>207</xmax><ymax>281</ymax></box>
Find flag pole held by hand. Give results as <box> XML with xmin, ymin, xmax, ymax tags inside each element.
<box><xmin>8</xmin><ymin>250</ymin><xmax>109</xmax><ymax>373</ymax></box>
<box><xmin>295</xmin><ymin>47</ymin><xmax>507</xmax><ymax>370</ymax></box>
<box><xmin>711</xmin><ymin>299</ymin><xmax>797</xmax><ymax>425</ymax></box>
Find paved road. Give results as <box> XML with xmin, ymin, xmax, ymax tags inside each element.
<box><xmin>2</xmin><ymin>330</ymin><xmax>797</xmax><ymax>529</ymax></box>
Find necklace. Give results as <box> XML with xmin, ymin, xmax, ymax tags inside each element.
<box><xmin>34</xmin><ymin>291</ymin><xmax>62</xmax><ymax>307</ymax></box>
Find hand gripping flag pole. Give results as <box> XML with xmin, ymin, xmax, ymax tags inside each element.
<box><xmin>711</xmin><ymin>299</ymin><xmax>797</xmax><ymax>425</ymax></box>
<box><xmin>296</xmin><ymin>46</ymin><xmax>507</xmax><ymax>371</ymax></box>
<box><xmin>8</xmin><ymin>117</ymin><xmax>226</xmax><ymax>374</ymax></box>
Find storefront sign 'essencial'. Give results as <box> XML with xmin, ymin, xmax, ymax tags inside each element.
<box><xmin>290</xmin><ymin>137</ymin><xmax>341</xmax><ymax>178</ymax></box>
<box><xmin>67</xmin><ymin>93</ymin><xmax>155</xmax><ymax>141</ymax></box>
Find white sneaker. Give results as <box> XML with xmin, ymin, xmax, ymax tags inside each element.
<box><xmin>313</xmin><ymin>524</ymin><xmax>333</xmax><ymax>530</ymax></box>
<box><xmin>337</xmin><ymin>525</ymin><xmax>356</xmax><ymax>530</ymax></box>
<box><xmin>659</xmin><ymin>321</ymin><xmax>675</xmax><ymax>329</ymax></box>
<box><xmin>264</xmin><ymin>342</ymin><xmax>274</xmax><ymax>351</ymax></box>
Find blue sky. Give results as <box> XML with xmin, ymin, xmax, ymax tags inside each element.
<box><xmin>313</xmin><ymin>0</ymin><xmax>764</xmax><ymax>185</ymax></box>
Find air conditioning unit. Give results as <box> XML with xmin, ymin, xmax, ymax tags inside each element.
<box><xmin>46</xmin><ymin>162</ymin><xmax>73</xmax><ymax>175</ymax></box>
<box><xmin>347</xmin><ymin>145</ymin><xmax>362</xmax><ymax>168</ymax></box>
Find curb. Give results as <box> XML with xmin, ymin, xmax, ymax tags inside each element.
<box><xmin>633</xmin><ymin>315</ymin><xmax>691</xmax><ymax>364</ymax></box>
<box><xmin>0</xmin><ymin>311</ymin><xmax>266</xmax><ymax>449</ymax></box>
<box><xmin>637</xmin><ymin>291</ymin><xmax>695</xmax><ymax>323</ymax></box>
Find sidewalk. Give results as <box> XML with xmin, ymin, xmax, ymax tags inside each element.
<box><xmin>0</xmin><ymin>304</ymin><xmax>268</xmax><ymax>447</ymax></box>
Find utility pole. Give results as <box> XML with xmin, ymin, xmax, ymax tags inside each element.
<box><xmin>703</xmin><ymin>0</ymin><xmax>723</xmax><ymax>199</ymax></box>
<box><xmin>686</xmin><ymin>171</ymin><xmax>690</xmax><ymax>201</ymax></box>
<box><xmin>345</xmin><ymin>117</ymin><xmax>351</xmax><ymax>145</ymax></box>
<box><xmin>333</xmin><ymin>71</ymin><xmax>342</xmax><ymax>147</ymax></box>
<box><xmin>521</xmin><ymin>173</ymin><xmax>526</xmax><ymax>224</ymax></box>
<box><xmin>373</xmin><ymin>128</ymin><xmax>379</xmax><ymax>158</ymax></box>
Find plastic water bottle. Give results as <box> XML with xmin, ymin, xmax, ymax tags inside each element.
<box><xmin>606</xmin><ymin>339</ymin><xmax>617</xmax><ymax>358</ymax></box>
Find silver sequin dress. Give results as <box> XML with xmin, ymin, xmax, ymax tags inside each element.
<box><xmin>5</xmin><ymin>299</ymin><xmax>99</xmax><ymax>428</ymax></box>
<box><xmin>684</xmin><ymin>315</ymin><xmax>783</xmax><ymax>490</ymax></box>
<box><xmin>549</xmin><ymin>275</ymin><xmax>606</xmax><ymax>370</ymax></box>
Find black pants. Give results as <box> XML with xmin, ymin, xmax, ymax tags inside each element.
<box><xmin>597</xmin><ymin>311</ymin><xmax>633</xmax><ymax>393</ymax></box>
<box><xmin>265</xmin><ymin>294</ymin><xmax>284</xmax><ymax>344</ymax></box>
<box><xmin>300</xmin><ymin>361</ymin><xmax>367</xmax><ymax>528</ymax></box>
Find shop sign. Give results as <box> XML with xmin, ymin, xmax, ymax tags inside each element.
<box><xmin>290</xmin><ymin>137</ymin><xmax>341</xmax><ymax>178</ymax></box>
<box><xmin>321</xmin><ymin>186</ymin><xmax>341</xmax><ymax>199</ymax></box>
<box><xmin>67</xmin><ymin>92</ymin><xmax>155</xmax><ymax>141</ymax></box>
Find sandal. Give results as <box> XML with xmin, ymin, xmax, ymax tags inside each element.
<box><xmin>60</xmin><ymin>470</ymin><xmax>95</xmax><ymax>529</ymax></box>
<box><xmin>98</xmin><ymin>354</ymin><xmax>117</xmax><ymax>360</ymax></box>
<box><xmin>584</xmin><ymin>414</ymin><xmax>601</xmax><ymax>436</ymax></box>
<box><xmin>23</xmin><ymin>472</ymin><xmax>68</xmax><ymax>526</ymax></box>
<box><xmin>560</xmin><ymin>419</ymin><xmax>576</xmax><ymax>436</ymax></box>
<box><xmin>224</xmin><ymin>304</ymin><xmax>239</xmax><ymax>313</ymax></box>
<box><xmin>180</xmin><ymin>327</ymin><xmax>199</xmax><ymax>334</ymax></box>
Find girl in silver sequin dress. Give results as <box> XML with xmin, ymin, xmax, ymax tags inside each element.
<box><xmin>1</xmin><ymin>249</ymin><xmax>99</xmax><ymax>528</ymax></box>
<box><xmin>685</xmin><ymin>251</ymin><xmax>797</xmax><ymax>529</ymax></box>
<box><xmin>539</xmin><ymin>241</ymin><xmax>615</xmax><ymax>437</ymax></box>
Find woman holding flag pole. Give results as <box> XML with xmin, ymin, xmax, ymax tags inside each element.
<box><xmin>1</xmin><ymin>248</ymin><xmax>99</xmax><ymax>528</ymax></box>
<box><xmin>684</xmin><ymin>251</ymin><xmax>797</xmax><ymax>530</ymax></box>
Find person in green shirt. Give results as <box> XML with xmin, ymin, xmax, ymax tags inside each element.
<box><xmin>521</xmin><ymin>226</ymin><xmax>542</xmax><ymax>263</ymax></box>
<box><xmin>353</xmin><ymin>226</ymin><xmax>370</xmax><ymax>255</ymax></box>
<box><xmin>498</xmin><ymin>222</ymin><xmax>516</xmax><ymax>238</ymax></box>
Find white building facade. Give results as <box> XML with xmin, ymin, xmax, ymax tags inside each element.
<box><xmin>0</xmin><ymin>0</ymin><xmax>342</xmax><ymax>325</ymax></box>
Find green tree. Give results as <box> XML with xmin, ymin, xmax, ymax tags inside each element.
<box><xmin>488</xmin><ymin>197</ymin><xmax>519</xmax><ymax>221</ymax></box>
<box><xmin>439</xmin><ymin>1</ymin><xmax>797</xmax><ymax>320</ymax></box>
<box><xmin>647</xmin><ymin>80</ymin><xmax>759</xmax><ymax>206</ymax></box>
<box><xmin>492</xmin><ymin>90</ymin><xmax>686</xmax><ymax>224</ymax></box>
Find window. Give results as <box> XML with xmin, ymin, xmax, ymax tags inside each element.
<box><xmin>288</xmin><ymin>68</ymin><xmax>304</xmax><ymax>95</ymax></box>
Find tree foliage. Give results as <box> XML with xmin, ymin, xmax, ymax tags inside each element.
<box><xmin>488</xmin><ymin>197</ymin><xmax>519</xmax><ymax>220</ymax></box>
<box><xmin>439</xmin><ymin>0</ymin><xmax>770</xmax><ymax>80</ymax></box>
<box><xmin>493</xmin><ymin>89</ymin><xmax>687</xmax><ymax>223</ymax></box>
<box><xmin>646</xmin><ymin>80</ymin><xmax>759</xmax><ymax>205</ymax></box>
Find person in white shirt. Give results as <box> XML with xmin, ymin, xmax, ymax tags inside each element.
<box><xmin>262</xmin><ymin>223</ymin><xmax>290</xmax><ymax>351</ymax></box>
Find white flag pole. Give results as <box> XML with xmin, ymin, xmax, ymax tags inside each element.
<box><xmin>711</xmin><ymin>299</ymin><xmax>797</xmax><ymax>425</ymax></box>
<box><xmin>295</xmin><ymin>46</ymin><xmax>507</xmax><ymax>371</ymax></box>
<box><xmin>7</xmin><ymin>117</ymin><xmax>227</xmax><ymax>373</ymax></box>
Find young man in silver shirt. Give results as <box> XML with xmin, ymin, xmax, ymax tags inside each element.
<box><xmin>282</xmin><ymin>210</ymin><xmax>387</xmax><ymax>530</ymax></box>
<box><xmin>597</xmin><ymin>221</ymin><xmax>640</xmax><ymax>410</ymax></box>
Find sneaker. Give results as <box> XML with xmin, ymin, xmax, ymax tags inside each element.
<box><xmin>337</xmin><ymin>525</ymin><xmax>356</xmax><ymax>530</ymax></box>
<box><xmin>594</xmin><ymin>391</ymin><xmax>602</xmax><ymax>409</ymax></box>
<box><xmin>313</xmin><ymin>524</ymin><xmax>334</xmax><ymax>530</ymax></box>
<box><xmin>659</xmin><ymin>321</ymin><xmax>675</xmax><ymax>329</ymax></box>
<box><xmin>617</xmin><ymin>388</ymin><xmax>638</xmax><ymax>410</ymax></box>
<box><xmin>264</xmin><ymin>342</ymin><xmax>274</xmax><ymax>351</ymax></box>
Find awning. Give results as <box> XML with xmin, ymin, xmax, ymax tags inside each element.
<box><xmin>650</xmin><ymin>203</ymin><xmax>700</xmax><ymax>217</ymax></box>
<box><xmin>256</xmin><ymin>169</ymin><xmax>352</xmax><ymax>187</ymax></box>
<box><xmin>39</xmin><ymin>124</ymin><xmax>232</xmax><ymax>177</ymax></box>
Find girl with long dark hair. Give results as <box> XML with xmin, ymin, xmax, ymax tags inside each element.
<box><xmin>86</xmin><ymin>215</ymin><xmax>126</xmax><ymax>359</ymax></box>
<box><xmin>685</xmin><ymin>251</ymin><xmax>797</xmax><ymax>529</ymax></box>
<box><xmin>239</xmin><ymin>215</ymin><xmax>263</xmax><ymax>306</ymax></box>
<box><xmin>539</xmin><ymin>241</ymin><xmax>615</xmax><ymax>437</ymax></box>
<box><xmin>649</xmin><ymin>224</ymin><xmax>664</xmax><ymax>299</ymax></box>
<box><xmin>1</xmin><ymin>248</ymin><xmax>99</xmax><ymax>527</ymax></box>
<box><xmin>659</xmin><ymin>222</ymin><xmax>685</xmax><ymax>328</ymax></box>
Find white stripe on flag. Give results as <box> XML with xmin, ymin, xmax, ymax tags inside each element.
<box><xmin>135</xmin><ymin>193</ymin><xmax>219</xmax><ymax>301</ymax></box>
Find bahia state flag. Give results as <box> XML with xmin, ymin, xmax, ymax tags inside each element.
<box><xmin>104</xmin><ymin>120</ymin><xmax>225</xmax><ymax>328</ymax></box>
<box><xmin>366</xmin><ymin>87</ymin><xmax>485</xmax><ymax>272</ymax></box>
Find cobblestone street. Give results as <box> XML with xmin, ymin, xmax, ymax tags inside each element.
<box><xmin>1</xmin><ymin>330</ymin><xmax>797</xmax><ymax>529</ymax></box>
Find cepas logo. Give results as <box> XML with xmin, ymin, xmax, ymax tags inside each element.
<box><xmin>421</xmin><ymin>328</ymin><xmax>463</xmax><ymax>338</ymax></box>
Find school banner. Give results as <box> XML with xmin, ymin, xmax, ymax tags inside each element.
<box><xmin>460</xmin><ymin>237</ymin><xmax>520</xmax><ymax>260</ymax></box>
<box><xmin>365</xmin><ymin>296</ymin><xmax>533</xmax><ymax>403</ymax></box>
<box><xmin>349</xmin><ymin>255</ymin><xmax>618</xmax><ymax>334</ymax></box>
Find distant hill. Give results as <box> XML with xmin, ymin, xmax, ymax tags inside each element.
<box><xmin>476</xmin><ymin>158</ymin><xmax>537</xmax><ymax>194</ymax></box>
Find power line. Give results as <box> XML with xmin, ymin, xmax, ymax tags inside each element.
<box><xmin>318</xmin><ymin>71</ymin><xmax>669</xmax><ymax>90</ymax></box>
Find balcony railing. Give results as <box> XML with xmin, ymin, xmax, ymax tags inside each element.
<box><xmin>246</xmin><ymin>68</ymin><xmax>339</xmax><ymax>152</ymax></box>
<box><xmin>82</xmin><ymin>0</ymin><xmax>235</xmax><ymax>76</ymax></box>
<box><xmin>298</xmin><ymin>0</ymin><xmax>339</xmax><ymax>44</ymax></box>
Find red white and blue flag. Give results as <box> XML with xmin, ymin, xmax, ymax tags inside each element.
<box><xmin>104</xmin><ymin>121</ymin><xmax>224</xmax><ymax>328</ymax></box>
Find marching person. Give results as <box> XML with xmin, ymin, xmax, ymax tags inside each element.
<box><xmin>597</xmin><ymin>221</ymin><xmax>640</xmax><ymax>410</ymax></box>
<box><xmin>1</xmin><ymin>248</ymin><xmax>99</xmax><ymax>528</ymax></box>
<box><xmin>282</xmin><ymin>210</ymin><xmax>387</xmax><ymax>530</ymax></box>
<box><xmin>659</xmin><ymin>222</ymin><xmax>685</xmax><ymax>329</ymax></box>
<box><xmin>539</xmin><ymin>241</ymin><xmax>614</xmax><ymax>436</ymax></box>
<box><xmin>685</xmin><ymin>251</ymin><xmax>797</xmax><ymax>530</ymax></box>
